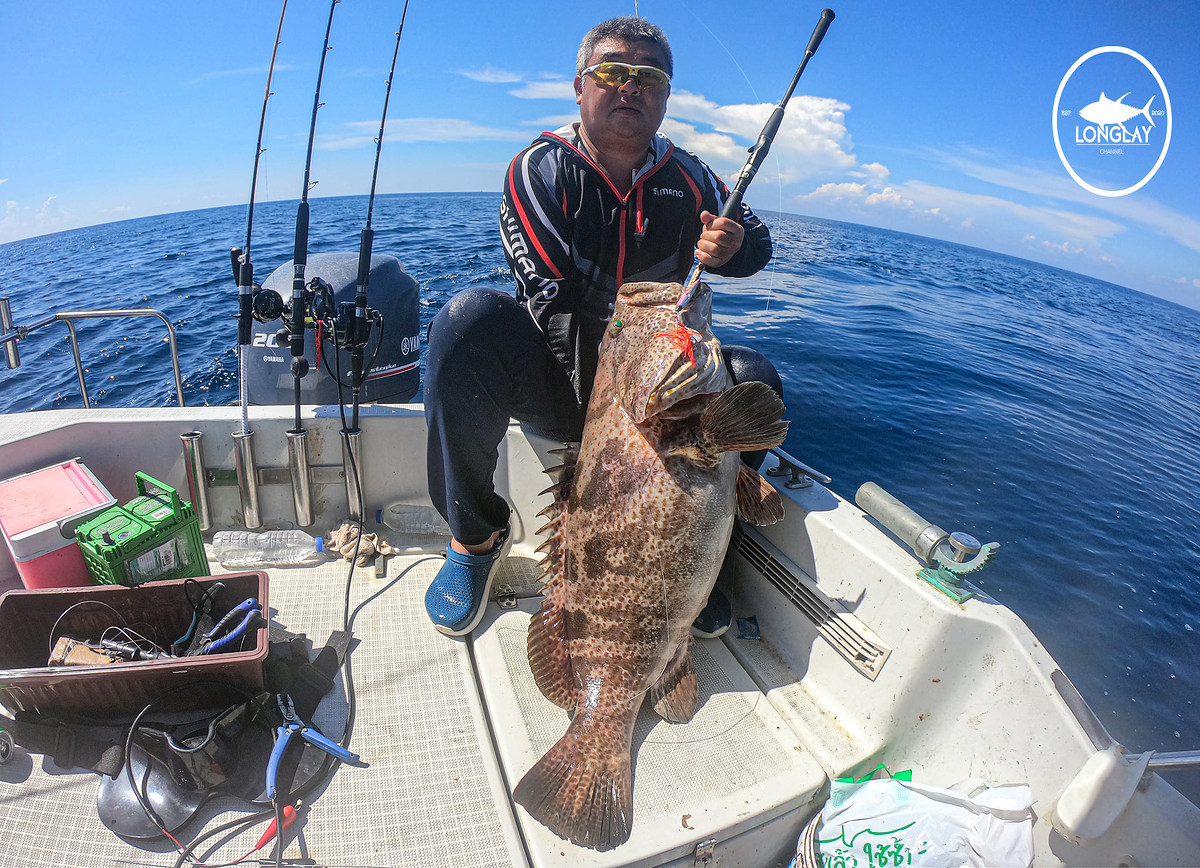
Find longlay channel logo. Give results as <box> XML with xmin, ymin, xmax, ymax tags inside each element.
<box><xmin>1053</xmin><ymin>46</ymin><xmax>1171</xmax><ymax>197</ymax></box>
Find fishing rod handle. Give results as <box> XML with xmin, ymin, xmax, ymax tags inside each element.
<box><xmin>808</xmin><ymin>9</ymin><xmax>836</xmax><ymax>57</ymax></box>
<box><xmin>719</xmin><ymin>104</ymin><xmax>787</xmax><ymax>221</ymax></box>
<box><xmin>356</xmin><ymin>228</ymin><xmax>375</xmax><ymax>292</ymax></box>
<box><xmin>293</xmin><ymin>201</ymin><xmax>310</xmax><ymax>266</ymax></box>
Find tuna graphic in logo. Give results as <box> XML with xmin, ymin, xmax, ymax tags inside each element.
<box><xmin>1053</xmin><ymin>46</ymin><xmax>1172</xmax><ymax>197</ymax></box>
<box><xmin>1078</xmin><ymin>92</ymin><xmax>1155</xmax><ymax>128</ymax></box>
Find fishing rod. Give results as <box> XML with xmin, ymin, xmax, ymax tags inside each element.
<box><xmin>347</xmin><ymin>0</ymin><xmax>410</xmax><ymax>433</ymax></box>
<box><xmin>233</xmin><ymin>0</ymin><xmax>288</xmax><ymax>437</ymax></box>
<box><xmin>676</xmin><ymin>7</ymin><xmax>835</xmax><ymax>313</ymax></box>
<box><xmin>287</xmin><ymin>0</ymin><xmax>341</xmax><ymax>433</ymax></box>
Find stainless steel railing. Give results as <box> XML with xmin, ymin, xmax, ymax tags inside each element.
<box><xmin>0</xmin><ymin>298</ymin><xmax>185</xmax><ymax>408</ymax></box>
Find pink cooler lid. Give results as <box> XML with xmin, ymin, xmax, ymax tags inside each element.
<box><xmin>0</xmin><ymin>459</ymin><xmax>117</xmax><ymax>559</ymax></box>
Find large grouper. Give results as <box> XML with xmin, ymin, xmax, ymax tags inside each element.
<box><xmin>514</xmin><ymin>280</ymin><xmax>789</xmax><ymax>851</ymax></box>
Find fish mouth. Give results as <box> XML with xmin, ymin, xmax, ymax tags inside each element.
<box><xmin>616</xmin><ymin>282</ymin><xmax>727</xmax><ymax>423</ymax></box>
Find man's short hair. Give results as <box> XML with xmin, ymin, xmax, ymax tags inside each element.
<box><xmin>576</xmin><ymin>16</ymin><xmax>674</xmax><ymax>78</ymax></box>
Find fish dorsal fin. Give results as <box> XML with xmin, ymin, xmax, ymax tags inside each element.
<box><xmin>1117</xmin><ymin>91</ymin><xmax>1131</xmax><ymax>104</ymax></box>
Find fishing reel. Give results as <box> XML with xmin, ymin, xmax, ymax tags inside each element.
<box><xmin>250</xmin><ymin>276</ymin><xmax>383</xmax><ymax>383</ymax></box>
<box><xmin>310</xmin><ymin>288</ymin><xmax>382</xmax><ymax>353</ymax></box>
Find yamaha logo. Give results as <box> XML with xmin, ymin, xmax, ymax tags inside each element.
<box><xmin>1053</xmin><ymin>46</ymin><xmax>1172</xmax><ymax>197</ymax></box>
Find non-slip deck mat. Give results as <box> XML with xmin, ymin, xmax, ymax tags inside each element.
<box><xmin>0</xmin><ymin>550</ymin><xmax>525</xmax><ymax>867</ymax></box>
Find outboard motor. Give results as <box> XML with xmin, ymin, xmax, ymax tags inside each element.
<box><xmin>246</xmin><ymin>252</ymin><xmax>420</xmax><ymax>404</ymax></box>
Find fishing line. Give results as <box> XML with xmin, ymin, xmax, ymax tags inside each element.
<box><xmin>671</xmin><ymin>0</ymin><xmax>761</xmax><ymax>103</ymax></box>
<box><xmin>235</xmin><ymin>0</ymin><xmax>289</xmax><ymax>438</ymax></box>
<box><xmin>286</xmin><ymin>0</ymin><xmax>341</xmax><ymax>433</ymax></box>
<box><xmin>349</xmin><ymin>0</ymin><xmax>410</xmax><ymax>433</ymax></box>
<box><xmin>676</xmin><ymin>8</ymin><xmax>835</xmax><ymax>318</ymax></box>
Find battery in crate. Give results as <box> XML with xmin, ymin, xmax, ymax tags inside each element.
<box><xmin>76</xmin><ymin>472</ymin><xmax>209</xmax><ymax>586</ymax></box>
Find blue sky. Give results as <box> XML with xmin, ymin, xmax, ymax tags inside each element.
<box><xmin>2</xmin><ymin>0</ymin><xmax>1197</xmax><ymax>308</ymax></box>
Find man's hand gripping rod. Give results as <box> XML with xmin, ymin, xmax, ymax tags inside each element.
<box><xmin>676</xmin><ymin>8</ymin><xmax>835</xmax><ymax>314</ymax></box>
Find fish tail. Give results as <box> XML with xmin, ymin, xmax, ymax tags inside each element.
<box><xmin>1141</xmin><ymin>94</ymin><xmax>1156</xmax><ymax>128</ymax></box>
<box><xmin>513</xmin><ymin>717</ymin><xmax>633</xmax><ymax>851</ymax></box>
<box><xmin>700</xmin><ymin>380</ymin><xmax>789</xmax><ymax>452</ymax></box>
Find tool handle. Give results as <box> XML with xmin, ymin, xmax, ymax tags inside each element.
<box><xmin>203</xmin><ymin>608</ymin><xmax>262</xmax><ymax>655</ymax></box>
<box><xmin>266</xmin><ymin>725</ymin><xmax>295</xmax><ymax>801</ymax></box>
<box><xmin>300</xmin><ymin>726</ymin><xmax>362</xmax><ymax>765</ymax></box>
<box><xmin>199</xmin><ymin>598</ymin><xmax>261</xmax><ymax>647</ymax></box>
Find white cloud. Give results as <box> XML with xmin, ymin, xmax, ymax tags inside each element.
<box><xmin>851</xmin><ymin>162</ymin><xmax>890</xmax><ymax>184</ymax></box>
<box><xmin>324</xmin><ymin>117</ymin><xmax>532</xmax><ymax>149</ymax></box>
<box><xmin>0</xmin><ymin>196</ymin><xmax>75</xmax><ymax>244</ymax></box>
<box><xmin>796</xmin><ymin>177</ymin><xmax>1129</xmax><ymax>265</ymax></box>
<box><xmin>926</xmin><ymin>147</ymin><xmax>1200</xmax><ymax>256</ymax></box>
<box><xmin>508</xmin><ymin>80</ymin><xmax>574</xmax><ymax>100</ymax></box>
<box><xmin>183</xmin><ymin>64</ymin><xmax>294</xmax><ymax>87</ymax></box>
<box><xmin>664</xmin><ymin>91</ymin><xmax>858</xmax><ymax>184</ymax></box>
<box><xmin>456</xmin><ymin>66</ymin><xmax>523</xmax><ymax>84</ymax></box>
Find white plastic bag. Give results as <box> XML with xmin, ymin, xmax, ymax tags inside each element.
<box><xmin>814</xmin><ymin>767</ymin><xmax>1034</xmax><ymax>868</ymax></box>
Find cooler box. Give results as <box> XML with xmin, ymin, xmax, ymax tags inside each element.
<box><xmin>0</xmin><ymin>459</ymin><xmax>117</xmax><ymax>589</ymax></box>
<box><xmin>0</xmin><ymin>572</ymin><xmax>268</xmax><ymax>716</ymax></box>
<box><xmin>76</xmin><ymin>472</ymin><xmax>208</xmax><ymax>586</ymax></box>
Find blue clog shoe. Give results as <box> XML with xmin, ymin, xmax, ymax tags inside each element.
<box><xmin>425</xmin><ymin>525</ymin><xmax>512</xmax><ymax>636</ymax></box>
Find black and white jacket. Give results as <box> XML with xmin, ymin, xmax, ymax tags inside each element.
<box><xmin>500</xmin><ymin>123</ymin><xmax>773</xmax><ymax>399</ymax></box>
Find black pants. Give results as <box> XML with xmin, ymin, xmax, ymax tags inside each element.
<box><xmin>425</xmin><ymin>288</ymin><xmax>784</xmax><ymax>546</ymax></box>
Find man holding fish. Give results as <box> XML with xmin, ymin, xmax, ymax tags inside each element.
<box><xmin>423</xmin><ymin>15</ymin><xmax>781</xmax><ymax>639</ymax></box>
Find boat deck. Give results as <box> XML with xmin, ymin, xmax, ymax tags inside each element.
<box><xmin>2</xmin><ymin>406</ymin><xmax>1199</xmax><ymax>867</ymax></box>
<box><xmin>0</xmin><ymin>541</ymin><xmax>824</xmax><ymax>868</ymax></box>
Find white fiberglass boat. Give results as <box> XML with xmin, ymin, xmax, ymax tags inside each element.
<box><xmin>0</xmin><ymin>303</ymin><xmax>1198</xmax><ymax>867</ymax></box>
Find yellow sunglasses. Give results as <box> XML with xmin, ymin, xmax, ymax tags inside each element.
<box><xmin>582</xmin><ymin>61</ymin><xmax>671</xmax><ymax>91</ymax></box>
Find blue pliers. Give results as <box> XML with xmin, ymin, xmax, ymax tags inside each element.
<box><xmin>266</xmin><ymin>694</ymin><xmax>364</xmax><ymax>801</ymax></box>
<box><xmin>195</xmin><ymin>597</ymin><xmax>263</xmax><ymax>655</ymax></box>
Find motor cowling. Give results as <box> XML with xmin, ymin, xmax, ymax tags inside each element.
<box><xmin>246</xmin><ymin>252</ymin><xmax>420</xmax><ymax>404</ymax></box>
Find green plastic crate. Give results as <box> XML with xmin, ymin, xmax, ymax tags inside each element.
<box><xmin>76</xmin><ymin>472</ymin><xmax>209</xmax><ymax>586</ymax></box>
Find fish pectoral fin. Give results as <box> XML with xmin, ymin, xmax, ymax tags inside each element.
<box><xmin>736</xmin><ymin>464</ymin><xmax>786</xmax><ymax>526</ymax></box>
<box><xmin>651</xmin><ymin>637</ymin><xmax>698</xmax><ymax>723</ymax></box>
<box><xmin>699</xmin><ymin>381</ymin><xmax>789</xmax><ymax>452</ymax></box>
<box><xmin>527</xmin><ymin>596</ymin><xmax>576</xmax><ymax>710</ymax></box>
<box><xmin>513</xmin><ymin>716</ymin><xmax>634</xmax><ymax>851</ymax></box>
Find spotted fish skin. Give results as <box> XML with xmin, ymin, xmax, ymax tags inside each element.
<box><xmin>515</xmin><ymin>281</ymin><xmax>788</xmax><ymax>851</ymax></box>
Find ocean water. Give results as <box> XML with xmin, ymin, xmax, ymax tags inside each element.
<box><xmin>2</xmin><ymin>193</ymin><xmax>1197</xmax><ymax>800</ymax></box>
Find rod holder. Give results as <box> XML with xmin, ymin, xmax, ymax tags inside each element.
<box><xmin>341</xmin><ymin>429</ymin><xmax>364</xmax><ymax>523</ymax></box>
<box><xmin>287</xmin><ymin>428</ymin><xmax>314</xmax><ymax>527</ymax></box>
<box><xmin>232</xmin><ymin>429</ymin><xmax>263</xmax><ymax>529</ymax></box>
<box><xmin>0</xmin><ymin>297</ymin><xmax>18</xmax><ymax>369</ymax></box>
<box><xmin>180</xmin><ymin>431</ymin><xmax>212</xmax><ymax>532</ymax></box>
<box><xmin>855</xmin><ymin>481</ymin><xmax>947</xmax><ymax>564</ymax></box>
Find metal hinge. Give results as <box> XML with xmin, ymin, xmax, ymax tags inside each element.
<box><xmin>694</xmin><ymin>838</ymin><xmax>716</xmax><ymax>867</ymax></box>
<box><xmin>495</xmin><ymin>584</ymin><xmax>517</xmax><ymax>609</ymax></box>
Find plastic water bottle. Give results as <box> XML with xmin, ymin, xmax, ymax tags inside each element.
<box><xmin>212</xmin><ymin>530</ymin><xmax>328</xmax><ymax>568</ymax></box>
<box><xmin>376</xmin><ymin>503</ymin><xmax>450</xmax><ymax>536</ymax></box>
